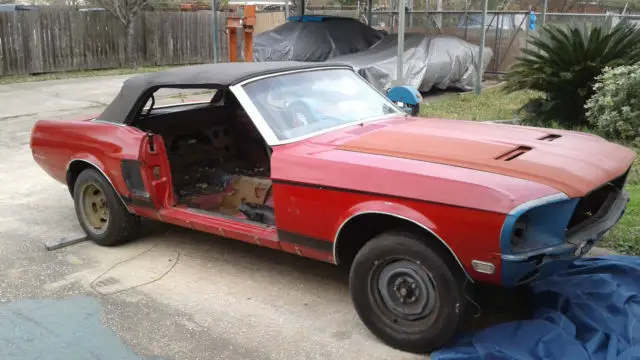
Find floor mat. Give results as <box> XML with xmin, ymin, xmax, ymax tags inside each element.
<box><xmin>432</xmin><ymin>255</ymin><xmax>640</xmax><ymax>360</ymax></box>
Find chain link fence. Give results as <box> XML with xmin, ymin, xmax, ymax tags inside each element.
<box><xmin>285</xmin><ymin>6</ymin><xmax>640</xmax><ymax>73</ymax></box>
<box><xmin>217</xmin><ymin>2</ymin><xmax>640</xmax><ymax>72</ymax></box>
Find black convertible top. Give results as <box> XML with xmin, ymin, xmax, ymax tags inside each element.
<box><xmin>97</xmin><ymin>61</ymin><xmax>352</xmax><ymax>124</ymax></box>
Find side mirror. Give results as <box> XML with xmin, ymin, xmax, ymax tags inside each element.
<box><xmin>386</xmin><ymin>85</ymin><xmax>422</xmax><ymax>116</ymax></box>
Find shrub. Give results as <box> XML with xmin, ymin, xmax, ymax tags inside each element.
<box><xmin>504</xmin><ymin>20</ymin><xmax>640</xmax><ymax>128</ymax></box>
<box><xmin>585</xmin><ymin>64</ymin><xmax>640</xmax><ymax>146</ymax></box>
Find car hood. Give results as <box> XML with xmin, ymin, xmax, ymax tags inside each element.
<box><xmin>336</xmin><ymin>117</ymin><xmax>636</xmax><ymax>197</ymax></box>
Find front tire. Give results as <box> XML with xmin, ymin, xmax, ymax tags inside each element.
<box><xmin>349</xmin><ymin>231</ymin><xmax>466</xmax><ymax>353</ymax></box>
<box><xmin>73</xmin><ymin>168</ymin><xmax>140</xmax><ymax>246</ymax></box>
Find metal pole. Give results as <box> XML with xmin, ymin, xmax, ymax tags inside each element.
<box><xmin>425</xmin><ymin>0</ymin><xmax>429</xmax><ymax>31</ymax></box>
<box><xmin>475</xmin><ymin>0</ymin><xmax>488</xmax><ymax>95</ymax></box>
<box><xmin>395</xmin><ymin>0</ymin><xmax>406</xmax><ymax>85</ymax></box>
<box><xmin>285</xmin><ymin>0</ymin><xmax>290</xmax><ymax>20</ymax></box>
<box><xmin>408</xmin><ymin>0</ymin><xmax>413</xmax><ymax>29</ymax></box>
<box><xmin>212</xmin><ymin>0</ymin><xmax>219</xmax><ymax>62</ymax></box>
<box><xmin>367</xmin><ymin>0</ymin><xmax>373</xmax><ymax>25</ymax></box>
<box><xmin>541</xmin><ymin>0</ymin><xmax>547</xmax><ymax>27</ymax></box>
<box><xmin>463</xmin><ymin>0</ymin><xmax>470</xmax><ymax>40</ymax></box>
<box><xmin>435</xmin><ymin>0</ymin><xmax>442</xmax><ymax>29</ymax></box>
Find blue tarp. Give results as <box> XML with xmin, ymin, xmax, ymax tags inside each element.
<box><xmin>432</xmin><ymin>256</ymin><xmax>640</xmax><ymax>360</ymax></box>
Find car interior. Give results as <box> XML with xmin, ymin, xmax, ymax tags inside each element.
<box><xmin>132</xmin><ymin>87</ymin><xmax>276</xmax><ymax>226</ymax></box>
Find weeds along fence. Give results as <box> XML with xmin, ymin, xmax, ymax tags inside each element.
<box><xmin>0</xmin><ymin>9</ymin><xmax>288</xmax><ymax>76</ymax></box>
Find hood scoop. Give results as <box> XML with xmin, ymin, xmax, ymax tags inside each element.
<box><xmin>539</xmin><ymin>134</ymin><xmax>562</xmax><ymax>142</ymax></box>
<box><xmin>495</xmin><ymin>146</ymin><xmax>532</xmax><ymax>161</ymax></box>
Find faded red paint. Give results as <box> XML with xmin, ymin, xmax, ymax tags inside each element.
<box><xmin>271</xmin><ymin>181</ymin><xmax>506</xmax><ymax>283</ymax></box>
<box><xmin>338</xmin><ymin>117</ymin><xmax>636</xmax><ymax>198</ymax></box>
<box><xmin>31</xmin><ymin>119</ymin><xmax>144</xmax><ymax>197</ymax></box>
<box><xmin>29</xmin><ymin>114</ymin><xmax>636</xmax><ymax>286</ymax></box>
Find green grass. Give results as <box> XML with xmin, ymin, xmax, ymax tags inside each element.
<box><xmin>629</xmin><ymin>154</ymin><xmax>640</xmax><ymax>186</ymax></box>
<box><xmin>421</xmin><ymin>84</ymin><xmax>640</xmax><ymax>256</ymax></box>
<box><xmin>420</xmin><ymin>86</ymin><xmax>541</xmax><ymax>121</ymax></box>
<box><xmin>0</xmin><ymin>66</ymin><xmax>177</xmax><ymax>85</ymax></box>
<box><xmin>601</xmin><ymin>185</ymin><xmax>640</xmax><ymax>255</ymax></box>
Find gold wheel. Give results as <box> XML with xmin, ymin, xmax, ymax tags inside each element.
<box><xmin>79</xmin><ymin>182</ymin><xmax>109</xmax><ymax>235</ymax></box>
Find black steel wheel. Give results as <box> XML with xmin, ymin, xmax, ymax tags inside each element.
<box><xmin>349</xmin><ymin>231</ymin><xmax>466</xmax><ymax>353</ymax></box>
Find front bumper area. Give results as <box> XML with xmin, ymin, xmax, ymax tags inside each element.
<box><xmin>501</xmin><ymin>189</ymin><xmax>629</xmax><ymax>287</ymax></box>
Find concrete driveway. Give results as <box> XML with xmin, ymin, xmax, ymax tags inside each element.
<box><xmin>0</xmin><ymin>76</ymin><xmax>427</xmax><ymax>359</ymax></box>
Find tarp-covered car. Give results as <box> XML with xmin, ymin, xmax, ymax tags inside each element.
<box><xmin>30</xmin><ymin>62</ymin><xmax>635</xmax><ymax>354</ymax></box>
<box><xmin>332</xmin><ymin>33</ymin><xmax>493</xmax><ymax>92</ymax></box>
<box><xmin>253</xmin><ymin>17</ymin><xmax>386</xmax><ymax>62</ymax></box>
<box><xmin>253</xmin><ymin>17</ymin><xmax>493</xmax><ymax>92</ymax></box>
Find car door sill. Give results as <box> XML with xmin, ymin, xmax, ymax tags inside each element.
<box><xmin>183</xmin><ymin>207</ymin><xmax>273</xmax><ymax>229</ymax></box>
<box><xmin>158</xmin><ymin>207</ymin><xmax>280</xmax><ymax>249</ymax></box>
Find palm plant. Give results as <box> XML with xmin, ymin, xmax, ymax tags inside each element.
<box><xmin>504</xmin><ymin>20</ymin><xmax>640</xmax><ymax>128</ymax></box>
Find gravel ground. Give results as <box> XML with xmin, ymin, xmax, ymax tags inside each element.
<box><xmin>0</xmin><ymin>76</ymin><xmax>426</xmax><ymax>360</ymax></box>
<box><xmin>0</xmin><ymin>75</ymin><xmax>615</xmax><ymax>360</ymax></box>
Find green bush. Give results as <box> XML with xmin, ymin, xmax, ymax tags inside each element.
<box><xmin>585</xmin><ymin>64</ymin><xmax>640</xmax><ymax>145</ymax></box>
<box><xmin>504</xmin><ymin>20</ymin><xmax>640</xmax><ymax>128</ymax></box>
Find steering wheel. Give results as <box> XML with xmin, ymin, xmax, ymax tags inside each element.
<box><xmin>286</xmin><ymin>102</ymin><xmax>316</xmax><ymax>127</ymax></box>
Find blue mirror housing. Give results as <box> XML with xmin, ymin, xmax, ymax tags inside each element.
<box><xmin>387</xmin><ymin>85</ymin><xmax>422</xmax><ymax>116</ymax></box>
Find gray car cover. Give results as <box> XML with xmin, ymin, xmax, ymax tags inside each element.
<box><xmin>253</xmin><ymin>17</ymin><xmax>386</xmax><ymax>62</ymax></box>
<box><xmin>332</xmin><ymin>34</ymin><xmax>494</xmax><ymax>92</ymax></box>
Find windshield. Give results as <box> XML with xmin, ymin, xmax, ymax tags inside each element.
<box><xmin>241</xmin><ymin>68</ymin><xmax>402</xmax><ymax>141</ymax></box>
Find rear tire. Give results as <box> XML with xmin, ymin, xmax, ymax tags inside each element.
<box><xmin>349</xmin><ymin>231</ymin><xmax>466</xmax><ymax>353</ymax></box>
<box><xmin>73</xmin><ymin>168</ymin><xmax>140</xmax><ymax>246</ymax></box>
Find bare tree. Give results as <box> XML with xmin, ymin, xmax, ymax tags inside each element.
<box><xmin>92</xmin><ymin>0</ymin><xmax>149</xmax><ymax>68</ymax></box>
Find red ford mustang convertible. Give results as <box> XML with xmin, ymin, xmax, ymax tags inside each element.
<box><xmin>30</xmin><ymin>62</ymin><xmax>635</xmax><ymax>353</ymax></box>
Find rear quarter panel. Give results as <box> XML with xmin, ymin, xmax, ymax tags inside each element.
<box><xmin>30</xmin><ymin>119</ymin><xmax>144</xmax><ymax>198</ymax></box>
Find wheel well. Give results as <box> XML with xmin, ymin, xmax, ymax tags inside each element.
<box><xmin>66</xmin><ymin>160</ymin><xmax>135</xmax><ymax>214</ymax></box>
<box><xmin>66</xmin><ymin>160</ymin><xmax>96</xmax><ymax>196</ymax></box>
<box><xmin>334</xmin><ymin>213</ymin><xmax>469</xmax><ymax>278</ymax></box>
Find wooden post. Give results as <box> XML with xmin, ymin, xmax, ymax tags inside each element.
<box><xmin>225</xmin><ymin>4</ymin><xmax>255</xmax><ymax>62</ymax></box>
<box><xmin>228</xmin><ymin>27</ymin><xmax>238</xmax><ymax>62</ymax></box>
<box><xmin>244</xmin><ymin>5</ymin><xmax>255</xmax><ymax>62</ymax></box>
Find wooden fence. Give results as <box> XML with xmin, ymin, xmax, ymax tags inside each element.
<box><xmin>0</xmin><ymin>8</ymin><xmax>529</xmax><ymax>76</ymax></box>
<box><xmin>255</xmin><ymin>11</ymin><xmax>286</xmax><ymax>34</ymax></box>
<box><xmin>0</xmin><ymin>10</ymin><xmax>287</xmax><ymax>76</ymax></box>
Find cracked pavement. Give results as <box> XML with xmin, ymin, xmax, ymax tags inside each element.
<box><xmin>0</xmin><ymin>76</ymin><xmax>426</xmax><ymax>359</ymax></box>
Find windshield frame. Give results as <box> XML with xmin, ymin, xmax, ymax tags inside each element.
<box><xmin>229</xmin><ymin>66</ymin><xmax>405</xmax><ymax>146</ymax></box>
